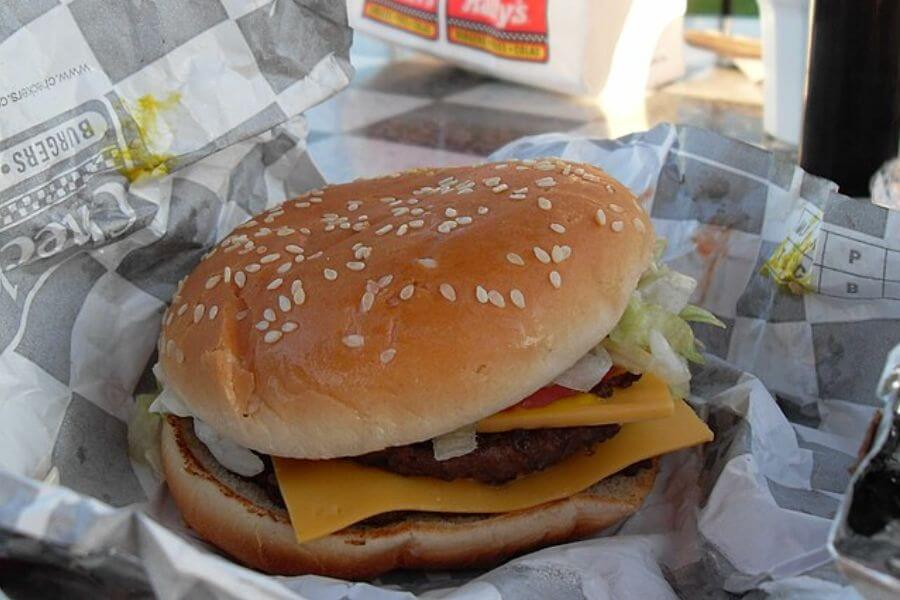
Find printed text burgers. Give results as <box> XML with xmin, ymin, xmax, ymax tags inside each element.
<box><xmin>149</xmin><ymin>159</ymin><xmax>716</xmax><ymax>578</ymax></box>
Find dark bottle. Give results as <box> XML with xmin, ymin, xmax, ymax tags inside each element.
<box><xmin>800</xmin><ymin>0</ymin><xmax>900</xmax><ymax>197</ymax></box>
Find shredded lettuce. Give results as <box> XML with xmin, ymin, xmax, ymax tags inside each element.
<box><xmin>598</xmin><ymin>241</ymin><xmax>726</xmax><ymax>394</ymax></box>
<box><xmin>128</xmin><ymin>391</ymin><xmax>164</xmax><ymax>476</ymax></box>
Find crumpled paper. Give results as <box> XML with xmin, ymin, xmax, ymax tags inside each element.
<box><xmin>0</xmin><ymin>108</ymin><xmax>900</xmax><ymax>600</ymax></box>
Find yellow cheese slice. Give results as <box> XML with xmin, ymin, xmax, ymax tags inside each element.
<box><xmin>273</xmin><ymin>399</ymin><xmax>712</xmax><ymax>543</ymax></box>
<box><xmin>476</xmin><ymin>373</ymin><xmax>674</xmax><ymax>432</ymax></box>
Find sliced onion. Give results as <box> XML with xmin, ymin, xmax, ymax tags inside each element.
<box><xmin>553</xmin><ymin>347</ymin><xmax>613</xmax><ymax>392</ymax></box>
<box><xmin>432</xmin><ymin>425</ymin><xmax>478</xmax><ymax>461</ymax></box>
<box><xmin>193</xmin><ymin>419</ymin><xmax>264</xmax><ymax>477</ymax></box>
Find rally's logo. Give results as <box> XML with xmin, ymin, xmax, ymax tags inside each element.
<box><xmin>447</xmin><ymin>0</ymin><xmax>548</xmax><ymax>62</ymax></box>
<box><xmin>363</xmin><ymin>0</ymin><xmax>439</xmax><ymax>40</ymax></box>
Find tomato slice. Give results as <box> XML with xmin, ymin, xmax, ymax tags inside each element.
<box><xmin>510</xmin><ymin>366</ymin><xmax>629</xmax><ymax>411</ymax></box>
<box><xmin>514</xmin><ymin>384</ymin><xmax>578</xmax><ymax>409</ymax></box>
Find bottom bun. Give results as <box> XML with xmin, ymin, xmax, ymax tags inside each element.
<box><xmin>161</xmin><ymin>416</ymin><xmax>658</xmax><ymax>579</ymax></box>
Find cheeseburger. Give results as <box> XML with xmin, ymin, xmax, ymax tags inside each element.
<box><xmin>145</xmin><ymin>159</ymin><xmax>719</xmax><ymax>579</ymax></box>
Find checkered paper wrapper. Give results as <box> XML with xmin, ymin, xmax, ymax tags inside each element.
<box><xmin>4</xmin><ymin>98</ymin><xmax>899</xmax><ymax>600</ymax></box>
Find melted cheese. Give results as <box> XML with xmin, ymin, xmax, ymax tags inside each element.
<box><xmin>273</xmin><ymin>399</ymin><xmax>712</xmax><ymax>543</ymax></box>
<box><xmin>476</xmin><ymin>373</ymin><xmax>673</xmax><ymax>433</ymax></box>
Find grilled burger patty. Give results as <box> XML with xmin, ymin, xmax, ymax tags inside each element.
<box><xmin>244</xmin><ymin>372</ymin><xmax>644</xmax><ymax>505</ymax></box>
<box><xmin>355</xmin><ymin>424</ymin><xmax>620</xmax><ymax>484</ymax></box>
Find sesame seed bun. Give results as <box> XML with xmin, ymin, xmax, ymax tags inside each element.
<box><xmin>161</xmin><ymin>415</ymin><xmax>658</xmax><ymax>579</ymax></box>
<box><xmin>157</xmin><ymin>159</ymin><xmax>655</xmax><ymax>459</ymax></box>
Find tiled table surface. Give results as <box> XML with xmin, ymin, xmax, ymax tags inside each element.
<box><xmin>306</xmin><ymin>18</ymin><xmax>786</xmax><ymax>183</ymax></box>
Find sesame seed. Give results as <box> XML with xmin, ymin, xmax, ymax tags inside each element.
<box><xmin>488</xmin><ymin>290</ymin><xmax>506</xmax><ymax>308</ymax></box>
<box><xmin>260</xmin><ymin>253</ymin><xmax>280</xmax><ymax>264</ymax></box>
<box><xmin>223</xmin><ymin>267</ymin><xmax>232</xmax><ymax>283</ymax></box>
<box><xmin>295</xmin><ymin>201</ymin><xmax>310</xmax><ymax>208</ymax></box>
<box><xmin>633</xmin><ymin>218</ymin><xmax>646</xmax><ymax>233</ymax></box>
<box><xmin>324</xmin><ymin>225</ymin><xmax>335</xmax><ymax>232</ymax></box>
<box><xmin>264</xmin><ymin>331</ymin><xmax>283</xmax><ymax>344</ymax></box>
<box><xmin>492</xmin><ymin>184</ymin><xmax>509</xmax><ymax>193</ymax></box>
<box><xmin>583</xmin><ymin>173</ymin><xmax>601</xmax><ymax>182</ymax></box>
<box><xmin>410</xmin><ymin>207</ymin><xmax>425</xmax><ymax>216</ymax></box>
<box><xmin>457</xmin><ymin>216</ymin><xmax>473</xmax><ymax>225</ymax></box>
<box><xmin>396</xmin><ymin>223</ymin><xmax>409</xmax><ymax>236</ymax></box>
<box><xmin>609</xmin><ymin>203</ymin><xmax>624</xmax><ymax>213</ymax></box>
<box><xmin>300</xmin><ymin>227</ymin><xmax>311</xmax><ymax>235</ymax></box>
<box><xmin>407</xmin><ymin>198</ymin><xmax>419</xmax><ymax>205</ymax></box>
<box><xmin>476</xmin><ymin>285</ymin><xmax>489</xmax><ymax>303</ymax></box>
<box><xmin>375</xmin><ymin>224</ymin><xmax>393</xmax><ymax>236</ymax></box>
<box><xmin>535</xmin><ymin>177</ymin><xmax>556</xmax><ymax>188</ymax></box>
<box><xmin>417</xmin><ymin>258</ymin><xmax>437</xmax><ymax>269</ymax></box>
<box><xmin>533</xmin><ymin>246</ymin><xmax>551</xmax><ymax>264</ymax></box>
<box><xmin>483</xmin><ymin>176</ymin><xmax>501</xmax><ymax>187</ymax></box>
<box><xmin>361</xmin><ymin>291</ymin><xmax>375</xmax><ymax>312</ymax></box>
<box><xmin>352</xmin><ymin>222</ymin><xmax>366</xmax><ymax>232</ymax></box>
<box><xmin>507</xmin><ymin>252</ymin><xmax>525</xmax><ymax>266</ymax></box>
<box><xmin>324</xmin><ymin>268</ymin><xmax>338</xmax><ymax>281</ymax></box>
<box><xmin>552</xmin><ymin>245</ymin><xmax>572</xmax><ymax>263</ymax></box>
<box><xmin>343</xmin><ymin>334</ymin><xmax>364</xmax><ymax>348</ymax></box>
<box><xmin>409</xmin><ymin>219</ymin><xmax>425</xmax><ymax>228</ymax></box>
<box><xmin>277</xmin><ymin>227</ymin><xmax>295</xmax><ymax>237</ymax></box>
<box><xmin>494</xmin><ymin>163</ymin><xmax>508</xmax><ymax>170</ymax></box>
<box><xmin>611</xmin><ymin>221</ymin><xmax>624</xmax><ymax>232</ymax></box>
<box><xmin>193</xmin><ymin>304</ymin><xmax>205</xmax><ymax>323</ymax></box>
<box><xmin>439</xmin><ymin>283</ymin><xmax>457</xmax><ymax>302</ymax></box>
<box><xmin>205</xmin><ymin>275</ymin><xmax>221</xmax><ymax>290</ymax></box>
<box><xmin>278</xmin><ymin>295</ymin><xmax>291</xmax><ymax>312</ymax></box>
<box><xmin>380</xmin><ymin>348</ymin><xmax>397</xmax><ymax>364</ymax></box>
<box><xmin>358</xmin><ymin>215</ymin><xmax>369</xmax><ymax>221</ymax></box>
<box><xmin>378</xmin><ymin>274</ymin><xmax>394</xmax><ymax>288</ymax></box>
<box><xmin>208</xmin><ymin>305</ymin><xmax>219</xmax><ymax>320</ymax></box>
<box><xmin>346</xmin><ymin>261</ymin><xmax>366</xmax><ymax>271</ymax></box>
<box><xmin>175</xmin><ymin>348</ymin><xmax>185</xmax><ymax>363</ymax></box>
<box><xmin>282</xmin><ymin>321</ymin><xmax>298</xmax><ymax>333</ymax></box>
<box><xmin>445</xmin><ymin>207</ymin><xmax>458</xmax><ymax>218</ymax></box>
<box><xmin>308</xmin><ymin>251</ymin><xmax>323</xmax><ymax>260</ymax></box>
<box><xmin>516</xmin><ymin>165</ymin><xmax>528</xmax><ymax>171</ymax></box>
<box><xmin>550</xmin><ymin>270</ymin><xmax>562</xmax><ymax>289</ymax></box>
<box><xmin>380</xmin><ymin>196</ymin><xmax>396</xmax><ymax>203</ymax></box>
<box><xmin>166</xmin><ymin>339</ymin><xmax>175</xmax><ymax>355</ymax></box>
<box><xmin>277</xmin><ymin>262</ymin><xmax>292</xmax><ymax>274</ymax></box>
<box><xmin>389</xmin><ymin>199</ymin><xmax>404</xmax><ymax>207</ymax></box>
<box><xmin>510</xmin><ymin>289</ymin><xmax>526</xmax><ymax>308</ymax></box>
<box><xmin>267</xmin><ymin>278</ymin><xmax>283</xmax><ymax>290</ymax></box>
<box><xmin>392</xmin><ymin>207</ymin><xmax>410</xmax><ymax>216</ymax></box>
<box><xmin>256</xmin><ymin>320</ymin><xmax>269</xmax><ymax>331</ymax></box>
<box><xmin>478</xmin><ymin>206</ymin><xmax>489</xmax><ymax>215</ymax></box>
<box><xmin>177</xmin><ymin>304</ymin><xmax>188</xmax><ymax>316</ymax></box>
<box><xmin>400</xmin><ymin>284</ymin><xmax>415</xmax><ymax>300</ymax></box>
<box><xmin>513</xmin><ymin>187</ymin><xmax>528</xmax><ymax>194</ymax></box>
<box><xmin>437</xmin><ymin>221</ymin><xmax>455</xmax><ymax>234</ymax></box>
<box><xmin>236</xmin><ymin>310</ymin><xmax>249</xmax><ymax>321</ymax></box>
<box><xmin>538</xmin><ymin>197</ymin><xmax>552</xmax><ymax>210</ymax></box>
<box><xmin>256</xmin><ymin>246</ymin><xmax>268</xmax><ymax>254</ymax></box>
<box><xmin>595</xmin><ymin>209</ymin><xmax>607</xmax><ymax>226</ymax></box>
<box><xmin>165</xmin><ymin>312</ymin><xmax>174</xmax><ymax>327</ymax></box>
<box><xmin>310</xmin><ymin>189</ymin><xmax>323</xmax><ymax>196</ymax></box>
<box><xmin>294</xmin><ymin>255</ymin><xmax>305</xmax><ymax>263</ymax></box>
<box><xmin>536</xmin><ymin>161</ymin><xmax>555</xmax><ymax>171</ymax></box>
<box><xmin>509</xmin><ymin>194</ymin><xmax>526</xmax><ymax>200</ymax></box>
<box><xmin>550</xmin><ymin>223</ymin><xmax>566</xmax><ymax>234</ymax></box>
<box><xmin>264</xmin><ymin>308</ymin><xmax>276</xmax><ymax>322</ymax></box>
<box><xmin>457</xmin><ymin>188</ymin><xmax>474</xmax><ymax>195</ymax></box>
<box><xmin>293</xmin><ymin>289</ymin><xmax>306</xmax><ymax>306</ymax></box>
<box><xmin>605</xmin><ymin>184</ymin><xmax>615</xmax><ymax>194</ymax></box>
<box><xmin>285</xmin><ymin>244</ymin><xmax>303</xmax><ymax>254</ymax></box>
<box><xmin>439</xmin><ymin>176</ymin><xmax>456</xmax><ymax>185</ymax></box>
<box><xmin>347</xmin><ymin>201</ymin><xmax>361</xmax><ymax>212</ymax></box>
<box><xmin>254</xmin><ymin>228</ymin><xmax>271</xmax><ymax>238</ymax></box>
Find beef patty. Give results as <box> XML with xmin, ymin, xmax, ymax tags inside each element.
<box><xmin>355</xmin><ymin>424</ymin><xmax>619</xmax><ymax>484</ymax></box>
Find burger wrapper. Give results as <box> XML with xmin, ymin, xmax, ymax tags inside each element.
<box><xmin>0</xmin><ymin>7</ymin><xmax>896</xmax><ymax>593</ymax></box>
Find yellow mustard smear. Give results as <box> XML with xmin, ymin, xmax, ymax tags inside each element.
<box><xmin>110</xmin><ymin>92</ymin><xmax>181</xmax><ymax>182</ymax></box>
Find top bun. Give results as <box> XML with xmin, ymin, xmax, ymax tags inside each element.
<box><xmin>157</xmin><ymin>159</ymin><xmax>655</xmax><ymax>459</ymax></box>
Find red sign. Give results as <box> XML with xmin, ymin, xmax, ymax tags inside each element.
<box><xmin>446</xmin><ymin>0</ymin><xmax>549</xmax><ymax>62</ymax></box>
<box><xmin>363</xmin><ymin>0</ymin><xmax>439</xmax><ymax>40</ymax></box>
